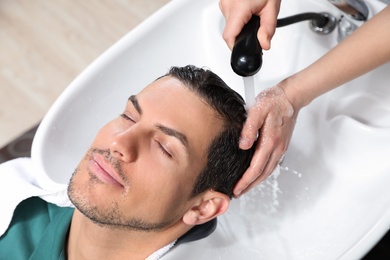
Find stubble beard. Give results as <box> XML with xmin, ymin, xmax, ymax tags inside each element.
<box><xmin>67</xmin><ymin>148</ymin><xmax>177</xmax><ymax>232</ymax></box>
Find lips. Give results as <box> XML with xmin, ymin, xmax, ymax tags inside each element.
<box><xmin>89</xmin><ymin>153</ymin><xmax>124</xmax><ymax>188</ymax></box>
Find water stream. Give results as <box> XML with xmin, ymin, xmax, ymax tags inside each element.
<box><xmin>243</xmin><ymin>76</ymin><xmax>256</xmax><ymax>108</ymax></box>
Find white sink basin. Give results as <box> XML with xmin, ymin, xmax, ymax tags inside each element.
<box><xmin>31</xmin><ymin>0</ymin><xmax>390</xmax><ymax>259</ymax></box>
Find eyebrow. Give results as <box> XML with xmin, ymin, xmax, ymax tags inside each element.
<box><xmin>128</xmin><ymin>95</ymin><xmax>189</xmax><ymax>154</ymax></box>
<box><xmin>128</xmin><ymin>95</ymin><xmax>142</xmax><ymax>115</ymax></box>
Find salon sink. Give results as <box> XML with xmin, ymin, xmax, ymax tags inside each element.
<box><xmin>31</xmin><ymin>0</ymin><xmax>390</xmax><ymax>259</ymax></box>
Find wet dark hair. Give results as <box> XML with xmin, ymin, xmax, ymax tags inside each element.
<box><xmin>165</xmin><ymin>65</ymin><xmax>256</xmax><ymax>198</ymax></box>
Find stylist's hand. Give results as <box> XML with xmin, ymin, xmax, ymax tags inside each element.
<box><xmin>234</xmin><ymin>86</ymin><xmax>297</xmax><ymax>197</ymax></box>
<box><xmin>219</xmin><ymin>0</ymin><xmax>281</xmax><ymax>50</ymax></box>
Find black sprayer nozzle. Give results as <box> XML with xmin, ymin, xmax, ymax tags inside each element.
<box><xmin>230</xmin><ymin>15</ymin><xmax>262</xmax><ymax>77</ymax></box>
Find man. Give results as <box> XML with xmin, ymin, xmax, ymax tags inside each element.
<box><xmin>0</xmin><ymin>65</ymin><xmax>255</xmax><ymax>259</ymax></box>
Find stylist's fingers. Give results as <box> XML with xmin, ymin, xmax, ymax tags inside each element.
<box><xmin>234</xmin><ymin>120</ymin><xmax>287</xmax><ymax>197</ymax></box>
<box><xmin>239</xmin><ymin>104</ymin><xmax>268</xmax><ymax>150</ymax></box>
<box><xmin>234</xmin><ymin>136</ymin><xmax>271</xmax><ymax>196</ymax></box>
<box><xmin>223</xmin><ymin>12</ymin><xmax>252</xmax><ymax>50</ymax></box>
<box><xmin>220</xmin><ymin>0</ymin><xmax>252</xmax><ymax>50</ymax></box>
<box><xmin>238</xmin><ymin>146</ymin><xmax>283</xmax><ymax>195</ymax></box>
<box><xmin>256</xmin><ymin>2</ymin><xmax>280</xmax><ymax>50</ymax></box>
<box><xmin>240</xmin><ymin>85</ymin><xmax>293</xmax><ymax>150</ymax></box>
<box><xmin>220</xmin><ymin>0</ymin><xmax>281</xmax><ymax>50</ymax></box>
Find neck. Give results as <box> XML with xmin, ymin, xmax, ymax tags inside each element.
<box><xmin>67</xmin><ymin>209</ymin><xmax>190</xmax><ymax>260</ymax></box>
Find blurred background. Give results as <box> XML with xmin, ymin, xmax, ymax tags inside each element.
<box><xmin>0</xmin><ymin>0</ymin><xmax>169</xmax><ymax>148</ymax></box>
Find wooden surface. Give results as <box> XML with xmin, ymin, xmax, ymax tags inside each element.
<box><xmin>0</xmin><ymin>0</ymin><xmax>170</xmax><ymax>148</ymax></box>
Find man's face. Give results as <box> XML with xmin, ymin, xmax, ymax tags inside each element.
<box><xmin>68</xmin><ymin>76</ymin><xmax>223</xmax><ymax>231</ymax></box>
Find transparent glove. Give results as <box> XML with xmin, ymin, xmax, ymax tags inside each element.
<box><xmin>234</xmin><ymin>85</ymin><xmax>297</xmax><ymax>197</ymax></box>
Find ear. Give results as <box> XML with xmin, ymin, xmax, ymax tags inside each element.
<box><xmin>182</xmin><ymin>191</ymin><xmax>230</xmax><ymax>225</ymax></box>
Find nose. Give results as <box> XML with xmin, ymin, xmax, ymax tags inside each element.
<box><xmin>109</xmin><ymin>127</ymin><xmax>138</xmax><ymax>163</ymax></box>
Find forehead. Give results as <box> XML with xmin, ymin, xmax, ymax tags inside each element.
<box><xmin>137</xmin><ymin>76</ymin><xmax>223</xmax><ymax>163</ymax></box>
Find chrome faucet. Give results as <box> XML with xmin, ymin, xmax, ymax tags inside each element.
<box><xmin>328</xmin><ymin>0</ymin><xmax>370</xmax><ymax>41</ymax></box>
<box><xmin>328</xmin><ymin>0</ymin><xmax>369</xmax><ymax>21</ymax></box>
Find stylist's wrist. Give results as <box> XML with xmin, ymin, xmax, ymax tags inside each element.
<box><xmin>277</xmin><ymin>77</ymin><xmax>312</xmax><ymax>113</ymax></box>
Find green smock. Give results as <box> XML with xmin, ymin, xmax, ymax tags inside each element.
<box><xmin>0</xmin><ymin>197</ymin><xmax>74</xmax><ymax>260</ymax></box>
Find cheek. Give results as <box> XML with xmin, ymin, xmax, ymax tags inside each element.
<box><xmin>92</xmin><ymin>122</ymin><xmax>115</xmax><ymax>145</ymax></box>
<box><xmin>93</xmin><ymin>118</ymin><xmax>127</xmax><ymax>146</ymax></box>
<box><xmin>129</xmin><ymin>159</ymin><xmax>192</xmax><ymax>209</ymax></box>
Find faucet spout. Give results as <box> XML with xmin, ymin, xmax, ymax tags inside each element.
<box><xmin>328</xmin><ymin>0</ymin><xmax>369</xmax><ymax>21</ymax></box>
<box><xmin>328</xmin><ymin>0</ymin><xmax>370</xmax><ymax>42</ymax></box>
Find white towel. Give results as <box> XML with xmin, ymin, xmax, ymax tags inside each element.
<box><xmin>146</xmin><ymin>240</ymin><xmax>176</xmax><ymax>260</ymax></box>
<box><xmin>0</xmin><ymin>157</ymin><xmax>72</xmax><ymax>236</ymax></box>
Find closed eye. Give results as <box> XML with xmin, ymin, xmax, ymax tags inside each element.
<box><xmin>156</xmin><ymin>141</ymin><xmax>173</xmax><ymax>158</ymax></box>
<box><xmin>120</xmin><ymin>113</ymin><xmax>136</xmax><ymax>123</ymax></box>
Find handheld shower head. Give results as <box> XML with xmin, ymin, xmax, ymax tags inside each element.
<box><xmin>230</xmin><ymin>12</ymin><xmax>337</xmax><ymax>77</ymax></box>
<box><xmin>230</xmin><ymin>15</ymin><xmax>262</xmax><ymax>77</ymax></box>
